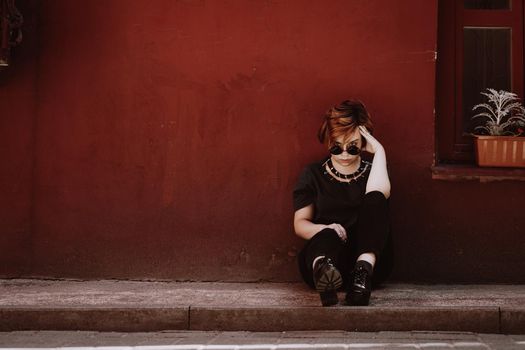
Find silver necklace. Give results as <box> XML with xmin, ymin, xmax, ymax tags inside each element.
<box><xmin>323</xmin><ymin>158</ymin><xmax>370</xmax><ymax>183</ymax></box>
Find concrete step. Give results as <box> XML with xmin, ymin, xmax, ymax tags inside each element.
<box><xmin>1</xmin><ymin>279</ymin><xmax>524</xmax><ymax>334</ymax></box>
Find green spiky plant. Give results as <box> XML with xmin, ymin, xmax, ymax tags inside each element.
<box><xmin>471</xmin><ymin>88</ymin><xmax>525</xmax><ymax>136</ymax></box>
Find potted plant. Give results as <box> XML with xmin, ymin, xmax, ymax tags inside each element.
<box><xmin>470</xmin><ymin>88</ymin><xmax>525</xmax><ymax>168</ymax></box>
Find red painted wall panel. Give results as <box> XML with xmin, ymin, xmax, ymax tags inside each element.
<box><xmin>0</xmin><ymin>0</ymin><xmax>37</xmax><ymax>277</ymax></box>
<box><xmin>2</xmin><ymin>0</ymin><xmax>525</xmax><ymax>282</ymax></box>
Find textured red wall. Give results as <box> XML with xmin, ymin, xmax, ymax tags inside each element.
<box><xmin>3</xmin><ymin>0</ymin><xmax>525</xmax><ymax>282</ymax></box>
<box><xmin>0</xmin><ymin>0</ymin><xmax>37</xmax><ymax>277</ymax></box>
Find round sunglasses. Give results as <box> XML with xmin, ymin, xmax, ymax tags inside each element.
<box><xmin>329</xmin><ymin>144</ymin><xmax>361</xmax><ymax>155</ymax></box>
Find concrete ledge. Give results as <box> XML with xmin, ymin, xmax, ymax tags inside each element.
<box><xmin>0</xmin><ymin>306</ymin><xmax>505</xmax><ymax>333</ymax></box>
<box><xmin>189</xmin><ymin>306</ymin><xmax>500</xmax><ymax>333</ymax></box>
<box><xmin>0</xmin><ymin>307</ymin><xmax>189</xmax><ymax>332</ymax></box>
<box><xmin>2</xmin><ymin>280</ymin><xmax>525</xmax><ymax>334</ymax></box>
<box><xmin>501</xmin><ymin>307</ymin><xmax>525</xmax><ymax>334</ymax></box>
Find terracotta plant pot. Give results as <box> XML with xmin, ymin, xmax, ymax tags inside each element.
<box><xmin>474</xmin><ymin>135</ymin><xmax>525</xmax><ymax>168</ymax></box>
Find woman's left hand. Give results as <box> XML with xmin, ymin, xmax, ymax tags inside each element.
<box><xmin>359</xmin><ymin>125</ymin><xmax>384</xmax><ymax>154</ymax></box>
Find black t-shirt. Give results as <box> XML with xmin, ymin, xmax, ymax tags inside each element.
<box><xmin>292</xmin><ymin>156</ymin><xmax>372</xmax><ymax>233</ymax></box>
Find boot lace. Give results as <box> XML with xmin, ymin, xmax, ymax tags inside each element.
<box><xmin>354</xmin><ymin>266</ymin><xmax>368</xmax><ymax>288</ymax></box>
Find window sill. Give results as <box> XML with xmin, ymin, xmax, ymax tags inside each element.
<box><xmin>431</xmin><ymin>164</ymin><xmax>525</xmax><ymax>182</ymax></box>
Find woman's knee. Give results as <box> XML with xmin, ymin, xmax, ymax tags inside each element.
<box><xmin>362</xmin><ymin>191</ymin><xmax>389</xmax><ymax>212</ymax></box>
<box><xmin>312</xmin><ymin>227</ymin><xmax>340</xmax><ymax>241</ymax></box>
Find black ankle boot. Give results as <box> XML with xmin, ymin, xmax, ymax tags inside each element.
<box><xmin>345</xmin><ymin>260</ymin><xmax>373</xmax><ymax>306</ymax></box>
<box><xmin>313</xmin><ymin>257</ymin><xmax>342</xmax><ymax>306</ymax></box>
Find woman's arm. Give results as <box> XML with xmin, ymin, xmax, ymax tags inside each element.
<box><xmin>358</xmin><ymin>126</ymin><xmax>391</xmax><ymax>199</ymax></box>
<box><xmin>293</xmin><ymin>204</ymin><xmax>327</xmax><ymax>240</ymax></box>
<box><xmin>294</xmin><ymin>204</ymin><xmax>348</xmax><ymax>241</ymax></box>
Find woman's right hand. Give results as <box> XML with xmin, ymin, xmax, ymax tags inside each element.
<box><xmin>294</xmin><ymin>204</ymin><xmax>349</xmax><ymax>242</ymax></box>
<box><xmin>325</xmin><ymin>223</ymin><xmax>347</xmax><ymax>242</ymax></box>
<box><xmin>359</xmin><ymin>125</ymin><xmax>384</xmax><ymax>154</ymax></box>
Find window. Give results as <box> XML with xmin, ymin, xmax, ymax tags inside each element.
<box><xmin>436</xmin><ymin>0</ymin><xmax>524</xmax><ymax>163</ymax></box>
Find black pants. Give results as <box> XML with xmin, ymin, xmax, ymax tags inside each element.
<box><xmin>298</xmin><ymin>191</ymin><xmax>394</xmax><ymax>290</ymax></box>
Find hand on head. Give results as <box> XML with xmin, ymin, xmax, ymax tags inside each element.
<box><xmin>358</xmin><ymin>125</ymin><xmax>383</xmax><ymax>154</ymax></box>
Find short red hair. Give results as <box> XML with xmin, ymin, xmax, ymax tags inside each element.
<box><xmin>317</xmin><ymin>100</ymin><xmax>374</xmax><ymax>148</ymax></box>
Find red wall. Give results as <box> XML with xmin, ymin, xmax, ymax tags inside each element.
<box><xmin>0</xmin><ymin>0</ymin><xmax>38</xmax><ymax>276</ymax></box>
<box><xmin>3</xmin><ymin>0</ymin><xmax>525</xmax><ymax>282</ymax></box>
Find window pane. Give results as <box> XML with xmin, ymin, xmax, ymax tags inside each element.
<box><xmin>463</xmin><ymin>28</ymin><xmax>511</xmax><ymax>134</ymax></box>
<box><xmin>464</xmin><ymin>0</ymin><xmax>510</xmax><ymax>9</ymax></box>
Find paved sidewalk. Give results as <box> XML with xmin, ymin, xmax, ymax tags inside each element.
<box><xmin>1</xmin><ymin>279</ymin><xmax>525</xmax><ymax>334</ymax></box>
<box><xmin>1</xmin><ymin>330</ymin><xmax>525</xmax><ymax>349</ymax></box>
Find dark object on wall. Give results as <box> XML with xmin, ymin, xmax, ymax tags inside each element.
<box><xmin>0</xmin><ymin>0</ymin><xmax>23</xmax><ymax>67</ymax></box>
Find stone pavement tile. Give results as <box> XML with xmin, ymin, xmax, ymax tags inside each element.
<box><xmin>481</xmin><ymin>344</ymin><xmax>525</xmax><ymax>350</ymax></box>
<box><xmin>341</xmin><ymin>332</ymin><xmax>404</xmax><ymax>340</ymax></box>
<box><xmin>170</xmin><ymin>332</ymin><xmax>223</xmax><ymax>346</ymax></box>
<box><xmin>2</xmin><ymin>331</ymin><xmax>523</xmax><ymax>350</ymax></box>
<box><xmin>277</xmin><ymin>331</ymin><xmax>350</xmax><ymax>345</ymax></box>
<box><xmin>347</xmin><ymin>338</ymin><xmax>421</xmax><ymax>348</ymax></box>
<box><xmin>54</xmin><ymin>331</ymin><xmax>140</xmax><ymax>347</ymax></box>
<box><xmin>280</xmin><ymin>330</ymin><xmax>351</xmax><ymax>338</ymax></box>
<box><xmin>448</xmin><ymin>344</ymin><xmax>487</xmax><ymax>349</ymax></box>
<box><xmin>0</xmin><ymin>330</ymin><xmax>55</xmax><ymax>347</ymax></box>
<box><xmin>151</xmin><ymin>346</ymin><xmax>202</xmax><ymax>350</ymax></box>
<box><xmin>299</xmin><ymin>347</ymin><xmax>346</xmax><ymax>350</ymax></box>
<box><xmin>169</xmin><ymin>330</ymin><xmax>225</xmax><ymax>337</ymax></box>
<box><xmin>341</xmin><ymin>348</ymin><xmax>392</xmax><ymax>350</ymax></box>
<box><xmin>411</xmin><ymin>331</ymin><xmax>480</xmax><ymax>341</ymax></box>
<box><xmin>101</xmin><ymin>332</ymin><xmax>176</xmax><ymax>346</ymax></box>
<box><xmin>208</xmin><ymin>331</ymin><xmax>282</xmax><ymax>345</ymax></box>
<box><xmin>372</xmin><ymin>331</ymin><xmax>416</xmax><ymax>340</ymax></box>
<box><xmin>276</xmin><ymin>339</ymin><xmax>348</xmax><ymax>350</ymax></box>
<box><xmin>21</xmin><ymin>330</ymin><xmax>218</xmax><ymax>347</ymax></box>
<box><xmin>228</xmin><ymin>347</ymin><xmax>274</xmax><ymax>350</ymax></box>
<box><xmin>477</xmin><ymin>332</ymin><xmax>519</xmax><ymax>344</ymax></box>
<box><xmin>481</xmin><ymin>335</ymin><xmax>525</xmax><ymax>350</ymax></box>
<box><xmin>0</xmin><ymin>330</ymin><xmax>102</xmax><ymax>347</ymax></box>
<box><xmin>276</xmin><ymin>336</ymin><xmax>319</xmax><ymax>343</ymax></box>
<box><xmin>277</xmin><ymin>330</ymin><xmax>349</xmax><ymax>344</ymax></box>
<box><xmin>359</xmin><ymin>348</ymin><xmax>395</xmax><ymax>350</ymax></box>
<box><xmin>344</xmin><ymin>343</ymin><xmax>416</xmax><ymax>348</ymax></box>
<box><xmin>415</xmin><ymin>340</ymin><xmax>489</xmax><ymax>350</ymax></box>
<box><xmin>142</xmin><ymin>330</ymin><xmax>221</xmax><ymax>340</ymax></box>
<box><xmin>60</xmin><ymin>331</ymin><xmax>138</xmax><ymax>347</ymax></box>
<box><xmin>210</xmin><ymin>332</ymin><xmax>352</xmax><ymax>348</ymax></box>
<box><xmin>292</xmin><ymin>338</ymin><xmax>349</xmax><ymax>345</ymax></box>
<box><xmin>108</xmin><ymin>331</ymin><xmax>198</xmax><ymax>346</ymax></box>
<box><xmin>246</xmin><ymin>331</ymin><xmax>288</xmax><ymax>338</ymax></box>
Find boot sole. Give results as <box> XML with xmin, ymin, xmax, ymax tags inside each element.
<box><xmin>314</xmin><ymin>265</ymin><xmax>343</xmax><ymax>293</ymax></box>
<box><xmin>315</xmin><ymin>266</ymin><xmax>343</xmax><ymax>306</ymax></box>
